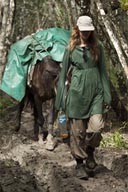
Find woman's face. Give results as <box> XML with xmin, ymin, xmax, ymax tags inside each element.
<box><xmin>79</xmin><ymin>31</ymin><xmax>91</xmax><ymax>42</ymax></box>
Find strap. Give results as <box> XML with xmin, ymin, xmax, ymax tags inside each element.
<box><xmin>31</xmin><ymin>35</ymin><xmax>51</xmax><ymax>56</ymax></box>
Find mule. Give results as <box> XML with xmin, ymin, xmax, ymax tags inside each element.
<box><xmin>15</xmin><ymin>55</ymin><xmax>61</xmax><ymax>150</ymax></box>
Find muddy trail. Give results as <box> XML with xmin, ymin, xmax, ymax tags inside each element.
<box><xmin>0</xmin><ymin>106</ymin><xmax>128</xmax><ymax>192</ymax></box>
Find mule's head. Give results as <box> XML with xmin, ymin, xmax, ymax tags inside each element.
<box><xmin>32</xmin><ymin>56</ymin><xmax>61</xmax><ymax>99</ymax></box>
<box><xmin>42</xmin><ymin>56</ymin><xmax>61</xmax><ymax>76</ymax></box>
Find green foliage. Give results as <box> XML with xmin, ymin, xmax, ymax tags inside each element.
<box><xmin>119</xmin><ymin>0</ymin><xmax>128</xmax><ymax>11</ymax></box>
<box><xmin>101</xmin><ymin>131</ymin><xmax>128</xmax><ymax>149</ymax></box>
<box><xmin>120</xmin><ymin>121</ymin><xmax>128</xmax><ymax>129</ymax></box>
<box><xmin>112</xmin><ymin>131</ymin><xmax>125</xmax><ymax>148</ymax></box>
<box><xmin>12</xmin><ymin>0</ymin><xmax>78</xmax><ymax>41</ymax></box>
<box><xmin>0</xmin><ymin>97</ymin><xmax>14</xmax><ymax>117</ymax></box>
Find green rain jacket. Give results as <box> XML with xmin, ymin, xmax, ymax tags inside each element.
<box><xmin>55</xmin><ymin>42</ymin><xmax>112</xmax><ymax>119</ymax></box>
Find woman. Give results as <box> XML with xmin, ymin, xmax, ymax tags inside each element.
<box><xmin>55</xmin><ymin>15</ymin><xmax>111</xmax><ymax>179</ymax></box>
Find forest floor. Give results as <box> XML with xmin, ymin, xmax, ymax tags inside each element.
<box><xmin>0</xmin><ymin>103</ymin><xmax>128</xmax><ymax>192</ymax></box>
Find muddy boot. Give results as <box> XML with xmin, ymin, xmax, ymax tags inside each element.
<box><xmin>75</xmin><ymin>159</ymin><xmax>88</xmax><ymax>180</ymax></box>
<box><xmin>86</xmin><ymin>146</ymin><xmax>97</xmax><ymax>170</ymax></box>
<box><xmin>75</xmin><ymin>163</ymin><xmax>89</xmax><ymax>180</ymax></box>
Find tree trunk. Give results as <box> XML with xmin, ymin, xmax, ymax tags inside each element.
<box><xmin>0</xmin><ymin>0</ymin><xmax>15</xmax><ymax>82</ymax></box>
<box><xmin>95</xmin><ymin>0</ymin><xmax>128</xmax><ymax>79</ymax></box>
<box><xmin>90</xmin><ymin>0</ymin><xmax>128</xmax><ymax>121</ymax></box>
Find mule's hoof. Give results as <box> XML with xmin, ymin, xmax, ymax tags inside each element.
<box><xmin>33</xmin><ymin>136</ymin><xmax>39</xmax><ymax>141</ymax></box>
<box><xmin>45</xmin><ymin>134</ymin><xmax>57</xmax><ymax>151</ymax></box>
<box><xmin>15</xmin><ymin>127</ymin><xmax>20</xmax><ymax>132</ymax></box>
<box><xmin>38</xmin><ymin>135</ymin><xmax>44</xmax><ymax>145</ymax></box>
<box><xmin>45</xmin><ymin>141</ymin><xmax>56</xmax><ymax>151</ymax></box>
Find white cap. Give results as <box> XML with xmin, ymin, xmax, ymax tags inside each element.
<box><xmin>77</xmin><ymin>16</ymin><xmax>95</xmax><ymax>31</ymax></box>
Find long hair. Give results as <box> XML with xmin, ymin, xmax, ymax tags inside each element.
<box><xmin>68</xmin><ymin>26</ymin><xmax>99</xmax><ymax>61</ymax></box>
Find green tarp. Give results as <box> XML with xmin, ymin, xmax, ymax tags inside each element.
<box><xmin>0</xmin><ymin>28</ymin><xmax>71</xmax><ymax>101</ymax></box>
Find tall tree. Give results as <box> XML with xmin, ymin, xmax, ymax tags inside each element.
<box><xmin>0</xmin><ymin>0</ymin><xmax>15</xmax><ymax>81</ymax></box>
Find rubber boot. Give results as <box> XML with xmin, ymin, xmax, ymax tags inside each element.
<box><xmin>75</xmin><ymin>159</ymin><xmax>89</xmax><ymax>180</ymax></box>
<box><xmin>86</xmin><ymin>146</ymin><xmax>97</xmax><ymax>169</ymax></box>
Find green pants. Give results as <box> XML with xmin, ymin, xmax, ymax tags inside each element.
<box><xmin>69</xmin><ymin>114</ymin><xmax>104</xmax><ymax>160</ymax></box>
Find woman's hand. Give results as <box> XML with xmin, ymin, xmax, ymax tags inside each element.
<box><xmin>104</xmin><ymin>103</ymin><xmax>111</xmax><ymax>110</ymax></box>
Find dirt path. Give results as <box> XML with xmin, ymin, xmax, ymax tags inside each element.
<box><xmin>0</xmin><ymin>109</ymin><xmax>128</xmax><ymax>192</ymax></box>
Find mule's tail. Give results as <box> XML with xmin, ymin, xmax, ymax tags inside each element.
<box><xmin>23</xmin><ymin>86</ymin><xmax>34</xmax><ymax>110</ymax></box>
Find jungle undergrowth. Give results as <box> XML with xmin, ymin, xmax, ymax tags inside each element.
<box><xmin>101</xmin><ymin>123</ymin><xmax>128</xmax><ymax>150</ymax></box>
<box><xmin>0</xmin><ymin>96</ymin><xmax>15</xmax><ymax>118</ymax></box>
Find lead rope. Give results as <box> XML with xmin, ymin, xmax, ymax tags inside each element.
<box><xmin>31</xmin><ymin>35</ymin><xmax>51</xmax><ymax>56</ymax></box>
<box><xmin>27</xmin><ymin>35</ymin><xmax>52</xmax><ymax>87</ymax></box>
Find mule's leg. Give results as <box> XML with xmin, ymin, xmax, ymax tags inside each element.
<box><xmin>33</xmin><ymin>93</ymin><xmax>44</xmax><ymax>141</ymax></box>
<box><xmin>47</xmin><ymin>99</ymin><xmax>55</xmax><ymax>135</ymax></box>
<box><xmin>15</xmin><ymin>99</ymin><xmax>25</xmax><ymax>132</ymax></box>
<box><xmin>45</xmin><ymin>98</ymin><xmax>57</xmax><ymax>150</ymax></box>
